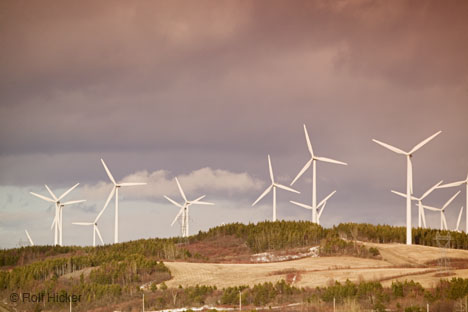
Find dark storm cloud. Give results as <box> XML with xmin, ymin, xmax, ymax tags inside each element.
<box><xmin>1</xmin><ymin>0</ymin><xmax>468</xmax><ymax>156</ymax></box>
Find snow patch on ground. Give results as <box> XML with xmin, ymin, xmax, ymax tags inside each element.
<box><xmin>250</xmin><ymin>246</ymin><xmax>319</xmax><ymax>263</ymax></box>
<box><xmin>151</xmin><ymin>305</ymin><xmax>235</xmax><ymax>311</ymax></box>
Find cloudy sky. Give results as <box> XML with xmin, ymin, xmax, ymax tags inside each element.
<box><xmin>1</xmin><ymin>0</ymin><xmax>467</xmax><ymax>248</ymax></box>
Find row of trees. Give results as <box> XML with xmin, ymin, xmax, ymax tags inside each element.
<box><xmin>141</xmin><ymin>278</ymin><xmax>468</xmax><ymax>312</ymax></box>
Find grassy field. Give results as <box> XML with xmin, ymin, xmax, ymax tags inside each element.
<box><xmin>164</xmin><ymin>242</ymin><xmax>468</xmax><ymax>289</ymax></box>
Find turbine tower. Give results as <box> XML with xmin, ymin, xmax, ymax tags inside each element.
<box><xmin>30</xmin><ymin>183</ymin><xmax>84</xmax><ymax>246</ymax></box>
<box><xmin>290</xmin><ymin>124</ymin><xmax>347</xmax><ymax>224</ymax></box>
<box><xmin>100</xmin><ymin>158</ymin><xmax>146</xmax><ymax>244</ymax></box>
<box><xmin>164</xmin><ymin>177</ymin><xmax>214</xmax><ymax>237</ymax></box>
<box><xmin>252</xmin><ymin>155</ymin><xmax>300</xmax><ymax>221</ymax></box>
<box><xmin>72</xmin><ymin>206</ymin><xmax>106</xmax><ymax>247</ymax></box>
<box><xmin>373</xmin><ymin>131</ymin><xmax>441</xmax><ymax>245</ymax></box>
<box><xmin>438</xmin><ymin>172</ymin><xmax>468</xmax><ymax>233</ymax></box>
<box><xmin>24</xmin><ymin>230</ymin><xmax>34</xmax><ymax>246</ymax></box>
<box><xmin>391</xmin><ymin>180</ymin><xmax>443</xmax><ymax>228</ymax></box>
<box><xmin>290</xmin><ymin>190</ymin><xmax>336</xmax><ymax>225</ymax></box>
<box><xmin>423</xmin><ymin>191</ymin><xmax>460</xmax><ymax>230</ymax></box>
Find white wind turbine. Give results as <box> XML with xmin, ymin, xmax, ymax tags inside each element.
<box><xmin>373</xmin><ymin>131</ymin><xmax>442</xmax><ymax>245</ymax></box>
<box><xmin>438</xmin><ymin>172</ymin><xmax>468</xmax><ymax>233</ymax></box>
<box><xmin>253</xmin><ymin>155</ymin><xmax>300</xmax><ymax>221</ymax></box>
<box><xmin>391</xmin><ymin>180</ymin><xmax>443</xmax><ymax>228</ymax></box>
<box><xmin>164</xmin><ymin>177</ymin><xmax>214</xmax><ymax>237</ymax></box>
<box><xmin>423</xmin><ymin>191</ymin><xmax>460</xmax><ymax>230</ymax></box>
<box><xmin>72</xmin><ymin>207</ymin><xmax>106</xmax><ymax>247</ymax></box>
<box><xmin>455</xmin><ymin>206</ymin><xmax>464</xmax><ymax>232</ymax></box>
<box><xmin>30</xmin><ymin>183</ymin><xmax>84</xmax><ymax>246</ymax></box>
<box><xmin>24</xmin><ymin>230</ymin><xmax>34</xmax><ymax>246</ymax></box>
<box><xmin>100</xmin><ymin>158</ymin><xmax>147</xmax><ymax>244</ymax></box>
<box><xmin>290</xmin><ymin>125</ymin><xmax>347</xmax><ymax>224</ymax></box>
<box><xmin>290</xmin><ymin>190</ymin><xmax>336</xmax><ymax>225</ymax></box>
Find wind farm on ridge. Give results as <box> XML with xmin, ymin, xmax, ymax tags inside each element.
<box><xmin>25</xmin><ymin>126</ymin><xmax>468</xmax><ymax>247</ymax></box>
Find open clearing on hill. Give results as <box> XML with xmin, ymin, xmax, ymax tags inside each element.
<box><xmin>165</xmin><ymin>243</ymin><xmax>468</xmax><ymax>289</ymax></box>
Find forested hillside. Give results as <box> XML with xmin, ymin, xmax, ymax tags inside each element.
<box><xmin>1</xmin><ymin>221</ymin><xmax>468</xmax><ymax>311</ymax></box>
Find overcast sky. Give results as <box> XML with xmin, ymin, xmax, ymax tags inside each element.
<box><xmin>1</xmin><ymin>0</ymin><xmax>468</xmax><ymax>248</ymax></box>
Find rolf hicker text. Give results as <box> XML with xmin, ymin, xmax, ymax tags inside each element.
<box><xmin>19</xmin><ymin>292</ymin><xmax>81</xmax><ymax>303</ymax></box>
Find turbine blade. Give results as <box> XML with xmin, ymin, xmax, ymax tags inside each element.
<box><xmin>409</xmin><ymin>131</ymin><xmax>442</xmax><ymax>154</ymax></box>
<box><xmin>318</xmin><ymin>201</ymin><xmax>327</xmax><ymax>219</ymax></box>
<box><xmin>175</xmin><ymin>177</ymin><xmax>187</xmax><ymax>201</ymax></box>
<box><xmin>456</xmin><ymin>206</ymin><xmax>464</xmax><ymax>231</ymax></box>
<box><xmin>44</xmin><ymin>185</ymin><xmax>58</xmax><ymax>202</ymax></box>
<box><xmin>275</xmin><ymin>183</ymin><xmax>300</xmax><ymax>194</ymax></box>
<box><xmin>268</xmin><ymin>155</ymin><xmax>274</xmax><ymax>183</ymax></box>
<box><xmin>94</xmin><ymin>196</ymin><xmax>110</xmax><ymax>223</ymax></box>
<box><xmin>99</xmin><ymin>187</ymin><xmax>116</xmax><ymax>219</ymax></box>
<box><xmin>442</xmin><ymin>191</ymin><xmax>461</xmax><ymax>209</ymax></box>
<box><xmin>30</xmin><ymin>192</ymin><xmax>55</xmax><ymax>203</ymax></box>
<box><xmin>95</xmin><ymin>225</ymin><xmax>104</xmax><ymax>244</ymax></box>
<box><xmin>50</xmin><ymin>213</ymin><xmax>57</xmax><ymax>230</ymax></box>
<box><xmin>391</xmin><ymin>190</ymin><xmax>408</xmax><ymax>199</ymax></box>
<box><xmin>25</xmin><ymin>230</ymin><xmax>34</xmax><ymax>246</ymax></box>
<box><xmin>372</xmin><ymin>139</ymin><xmax>407</xmax><ymax>155</ymax></box>
<box><xmin>422</xmin><ymin>205</ymin><xmax>441</xmax><ymax>212</ymax></box>
<box><xmin>191</xmin><ymin>200</ymin><xmax>214</xmax><ymax>206</ymax></box>
<box><xmin>315</xmin><ymin>157</ymin><xmax>347</xmax><ymax>166</ymax></box>
<box><xmin>101</xmin><ymin>158</ymin><xmax>117</xmax><ymax>185</ymax></box>
<box><xmin>442</xmin><ymin>213</ymin><xmax>448</xmax><ymax>230</ymax></box>
<box><xmin>420</xmin><ymin>180</ymin><xmax>444</xmax><ymax>199</ymax></box>
<box><xmin>171</xmin><ymin>207</ymin><xmax>184</xmax><ymax>226</ymax></box>
<box><xmin>44</xmin><ymin>185</ymin><xmax>58</xmax><ymax>201</ymax></box>
<box><xmin>164</xmin><ymin>195</ymin><xmax>183</xmax><ymax>208</ymax></box>
<box><xmin>290</xmin><ymin>200</ymin><xmax>312</xmax><ymax>210</ymax></box>
<box><xmin>119</xmin><ymin>182</ymin><xmax>147</xmax><ymax>187</ymax></box>
<box><xmin>252</xmin><ymin>185</ymin><xmax>273</xmax><ymax>206</ymax></box>
<box><xmin>317</xmin><ymin>190</ymin><xmax>336</xmax><ymax>208</ymax></box>
<box><xmin>438</xmin><ymin>180</ymin><xmax>465</xmax><ymax>188</ymax></box>
<box><xmin>61</xmin><ymin>199</ymin><xmax>86</xmax><ymax>206</ymax></box>
<box><xmin>58</xmin><ymin>183</ymin><xmax>80</xmax><ymax>201</ymax></box>
<box><xmin>72</xmin><ymin>222</ymin><xmax>93</xmax><ymax>226</ymax></box>
<box><xmin>303</xmin><ymin>124</ymin><xmax>314</xmax><ymax>157</ymax></box>
<box><xmin>192</xmin><ymin>195</ymin><xmax>206</xmax><ymax>203</ymax></box>
<box><xmin>290</xmin><ymin>158</ymin><xmax>312</xmax><ymax>186</ymax></box>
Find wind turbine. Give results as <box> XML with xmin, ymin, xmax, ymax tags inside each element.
<box><xmin>30</xmin><ymin>183</ymin><xmax>83</xmax><ymax>246</ymax></box>
<box><xmin>373</xmin><ymin>131</ymin><xmax>442</xmax><ymax>245</ymax></box>
<box><xmin>423</xmin><ymin>191</ymin><xmax>460</xmax><ymax>230</ymax></box>
<box><xmin>290</xmin><ymin>124</ymin><xmax>347</xmax><ymax>224</ymax></box>
<box><xmin>455</xmin><ymin>206</ymin><xmax>464</xmax><ymax>232</ymax></box>
<box><xmin>100</xmin><ymin>158</ymin><xmax>147</xmax><ymax>244</ymax></box>
<box><xmin>72</xmin><ymin>207</ymin><xmax>106</xmax><ymax>247</ymax></box>
<box><xmin>391</xmin><ymin>180</ymin><xmax>443</xmax><ymax>228</ymax></box>
<box><xmin>253</xmin><ymin>155</ymin><xmax>300</xmax><ymax>221</ymax></box>
<box><xmin>290</xmin><ymin>190</ymin><xmax>336</xmax><ymax>225</ymax></box>
<box><xmin>438</xmin><ymin>172</ymin><xmax>468</xmax><ymax>233</ymax></box>
<box><xmin>24</xmin><ymin>230</ymin><xmax>34</xmax><ymax>246</ymax></box>
<box><xmin>164</xmin><ymin>177</ymin><xmax>214</xmax><ymax>237</ymax></box>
